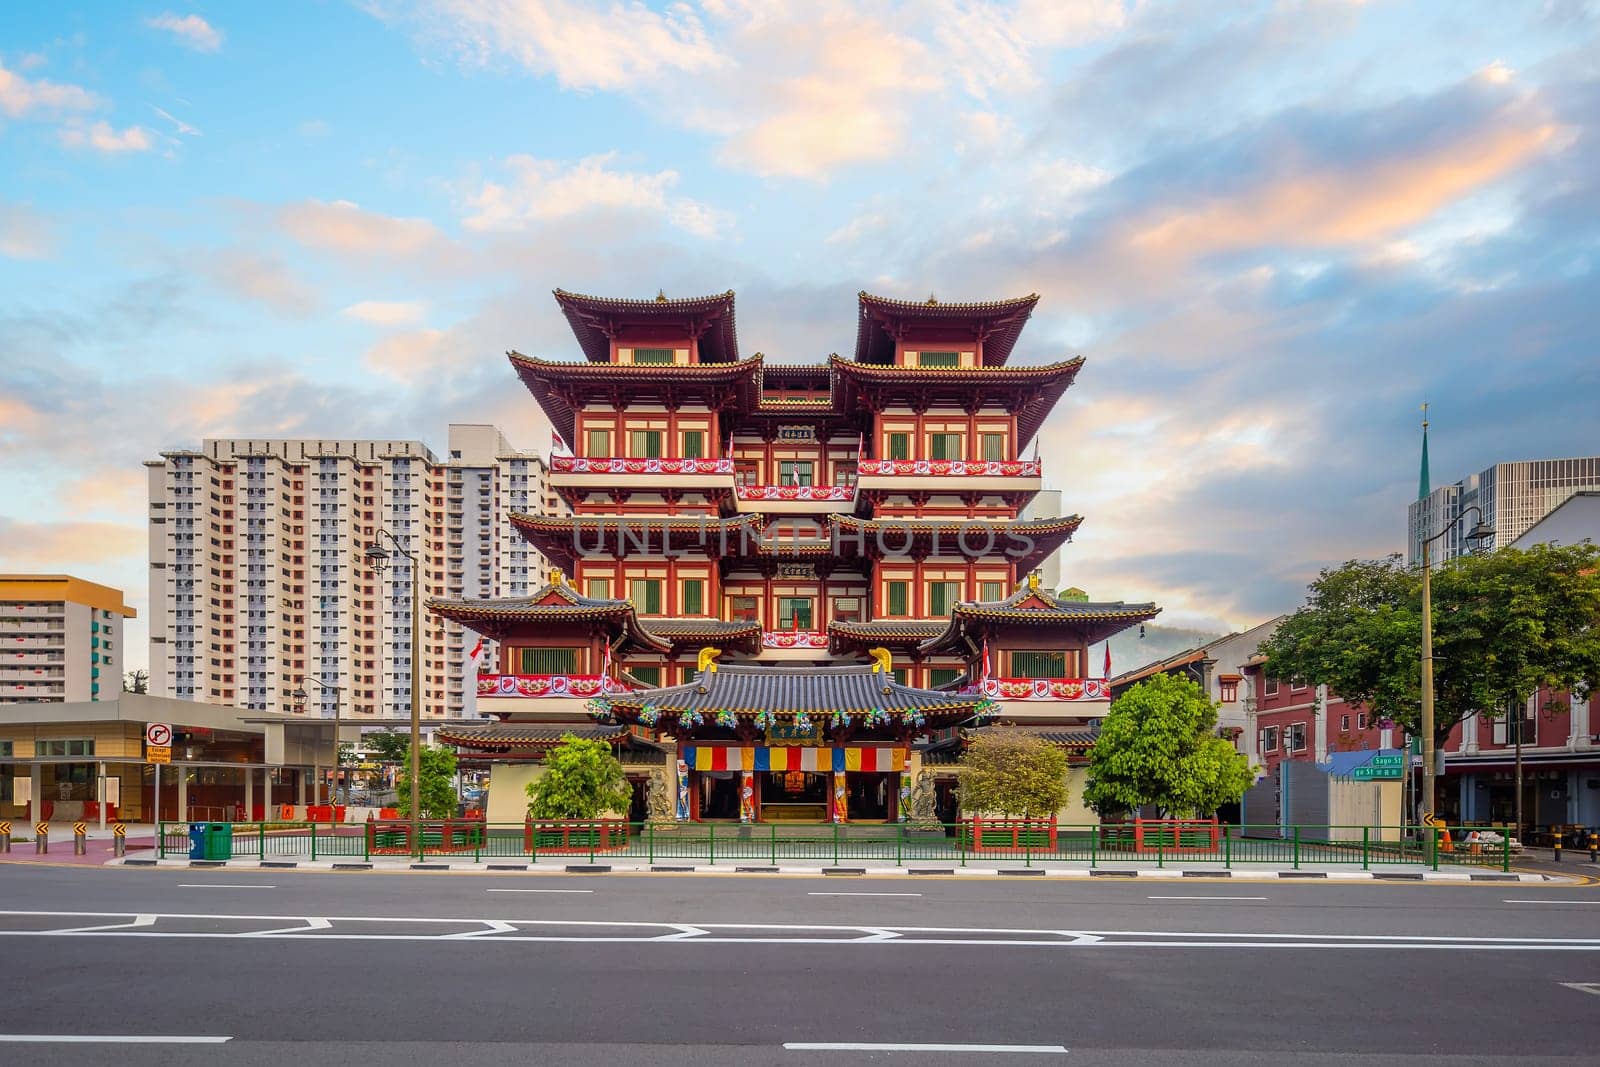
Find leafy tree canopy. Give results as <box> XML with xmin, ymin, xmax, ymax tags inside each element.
<box><xmin>364</xmin><ymin>730</ymin><xmax>411</xmax><ymax>765</ymax></box>
<box><xmin>527</xmin><ymin>734</ymin><xmax>633</xmax><ymax>819</ymax></box>
<box><xmin>956</xmin><ymin>728</ymin><xmax>1070</xmax><ymax>818</ymax></box>
<box><xmin>1260</xmin><ymin>544</ymin><xmax>1600</xmax><ymax>743</ymax></box>
<box><xmin>395</xmin><ymin>745</ymin><xmax>458</xmax><ymax>819</ymax></box>
<box><xmin>1084</xmin><ymin>673</ymin><xmax>1253</xmax><ymax>818</ymax></box>
<box><xmin>123</xmin><ymin>669</ymin><xmax>149</xmax><ymax>694</ymax></box>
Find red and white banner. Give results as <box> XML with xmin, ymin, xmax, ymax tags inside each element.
<box><xmin>477</xmin><ymin>674</ymin><xmax>632</xmax><ymax>698</ymax></box>
<box><xmin>856</xmin><ymin>459</ymin><xmax>1041</xmax><ymax>477</ymax></box>
<box><xmin>551</xmin><ymin>456</ymin><xmax>735</xmax><ymax>474</ymax></box>
<box><xmin>761</xmin><ymin>630</ymin><xmax>830</xmax><ymax>649</ymax></box>
<box><xmin>736</xmin><ymin>485</ymin><xmax>855</xmax><ymax>501</ymax></box>
<box><xmin>962</xmin><ymin>677</ymin><xmax>1111</xmax><ymax>701</ymax></box>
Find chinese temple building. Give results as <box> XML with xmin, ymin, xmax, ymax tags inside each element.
<box><xmin>429</xmin><ymin>289</ymin><xmax>1160</xmax><ymax>825</ymax></box>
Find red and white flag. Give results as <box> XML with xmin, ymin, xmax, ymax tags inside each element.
<box><xmin>602</xmin><ymin>642</ymin><xmax>612</xmax><ymax>679</ymax></box>
<box><xmin>980</xmin><ymin>639</ymin><xmax>992</xmax><ymax>682</ymax></box>
<box><xmin>467</xmin><ymin>636</ymin><xmax>485</xmax><ymax>663</ymax></box>
<box><xmin>551</xmin><ymin>429</ymin><xmax>568</xmax><ymax>455</ymax></box>
<box><xmin>1102</xmin><ymin>641</ymin><xmax>1112</xmax><ymax>680</ymax></box>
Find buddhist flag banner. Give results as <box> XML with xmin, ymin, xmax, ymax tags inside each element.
<box><xmin>687</xmin><ymin>747</ymin><xmax>907</xmax><ymax>773</ymax></box>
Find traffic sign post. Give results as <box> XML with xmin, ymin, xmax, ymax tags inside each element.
<box><xmin>1352</xmin><ymin>752</ymin><xmax>1406</xmax><ymax>781</ymax></box>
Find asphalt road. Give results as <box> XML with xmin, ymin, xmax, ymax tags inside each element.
<box><xmin>2</xmin><ymin>864</ymin><xmax>1598</xmax><ymax>1065</ymax></box>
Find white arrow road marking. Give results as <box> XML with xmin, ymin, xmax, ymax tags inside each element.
<box><xmin>1148</xmin><ymin>895</ymin><xmax>1268</xmax><ymax>901</ymax></box>
<box><xmin>854</xmin><ymin>928</ymin><xmax>903</xmax><ymax>942</ymax></box>
<box><xmin>809</xmin><ymin>892</ymin><xmax>922</xmax><ymax>897</ymax></box>
<box><xmin>53</xmin><ymin>914</ymin><xmax>156</xmax><ymax>934</ymax></box>
<box><xmin>176</xmin><ymin>884</ymin><xmax>277</xmax><ymax>889</ymax></box>
<box><xmin>486</xmin><ymin>888</ymin><xmax>593</xmax><ymax>894</ymax></box>
<box><xmin>247</xmin><ymin>917</ymin><xmax>333</xmax><ymax>936</ymax></box>
<box><xmin>652</xmin><ymin>924</ymin><xmax>710</xmax><ymax>941</ymax></box>
<box><xmin>444</xmin><ymin>920</ymin><xmax>519</xmax><ymax>939</ymax></box>
<box><xmin>1504</xmin><ymin>899</ymin><xmax>1600</xmax><ymax>905</ymax></box>
<box><xmin>1559</xmin><ymin>982</ymin><xmax>1600</xmax><ymax>997</ymax></box>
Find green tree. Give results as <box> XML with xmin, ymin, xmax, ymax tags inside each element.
<box><xmin>1085</xmin><ymin>673</ymin><xmax>1253</xmax><ymax>817</ymax></box>
<box><xmin>1260</xmin><ymin>545</ymin><xmax>1600</xmax><ymax>745</ymax></box>
<box><xmin>122</xmin><ymin>669</ymin><xmax>148</xmax><ymax>694</ymax></box>
<box><xmin>956</xmin><ymin>729</ymin><xmax>1069</xmax><ymax>818</ymax></box>
<box><xmin>395</xmin><ymin>745</ymin><xmax>458</xmax><ymax>819</ymax></box>
<box><xmin>527</xmin><ymin>734</ymin><xmax>632</xmax><ymax>819</ymax></box>
<box><xmin>365</xmin><ymin>730</ymin><xmax>410</xmax><ymax>766</ymax></box>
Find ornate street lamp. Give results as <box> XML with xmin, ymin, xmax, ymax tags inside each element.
<box><xmin>292</xmin><ymin>677</ymin><xmax>345</xmax><ymax>807</ymax></box>
<box><xmin>1418</xmin><ymin>505</ymin><xmax>1494</xmax><ymax>825</ymax></box>
<box><xmin>365</xmin><ymin>531</ymin><xmax>422</xmax><ymax>857</ymax></box>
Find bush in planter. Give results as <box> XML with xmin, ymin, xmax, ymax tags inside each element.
<box><xmin>527</xmin><ymin>733</ymin><xmax>632</xmax><ymax>822</ymax></box>
<box><xmin>956</xmin><ymin>729</ymin><xmax>1069</xmax><ymax>821</ymax></box>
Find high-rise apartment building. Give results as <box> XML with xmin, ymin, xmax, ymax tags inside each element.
<box><xmin>1408</xmin><ymin>456</ymin><xmax>1600</xmax><ymax>566</ymax></box>
<box><xmin>1</xmin><ymin>575</ymin><xmax>136</xmax><ymax>705</ymax></box>
<box><xmin>145</xmin><ymin>425</ymin><xmax>555</xmax><ymax>720</ymax></box>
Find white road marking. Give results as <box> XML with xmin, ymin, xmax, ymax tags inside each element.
<box><xmin>808</xmin><ymin>892</ymin><xmax>923</xmax><ymax>897</ymax></box>
<box><xmin>53</xmin><ymin>914</ymin><xmax>157</xmax><ymax>934</ymax></box>
<box><xmin>784</xmin><ymin>1043</ymin><xmax>1067</xmax><ymax>1054</ymax></box>
<box><xmin>1559</xmin><ymin>982</ymin><xmax>1600</xmax><ymax>997</ymax></box>
<box><xmin>1148</xmin><ymin>895</ymin><xmax>1267</xmax><ymax>901</ymax></box>
<box><xmin>0</xmin><ymin>1035</ymin><xmax>232</xmax><ymax>1044</ymax></box>
<box><xmin>486</xmin><ymin>889</ymin><xmax>594</xmax><ymax>894</ymax></box>
<box><xmin>246</xmin><ymin>917</ymin><xmax>333</xmax><ymax>936</ymax></box>
<box><xmin>1504</xmin><ymin>899</ymin><xmax>1600</xmax><ymax>905</ymax></box>
<box><xmin>176</xmin><ymin>884</ymin><xmax>276</xmax><ymax>889</ymax></box>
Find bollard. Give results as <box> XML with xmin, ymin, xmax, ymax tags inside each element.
<box><xmin>113</xmin><ymin>823</ymin><xmax>127</xmax><ymax>858</ymax></box>
<box><xmin>1553</xmin><ymin>833</ymin><xmax>1562</xmax><ymax>863</ymax></box>
<box><xmin>35</xmin><ymin>821</ymin><xmax>49</xmax><ymax>854</ymax></box>
<box><xmin>0</xmin><ymin>820</ymin><xmax>10</xmax><ymax>854</ymax></box>
<box><xmin>73</xmin><ymin>821</ymin><xmax>88</xmax><ymax>855</ymax></box>
<box><xmin>1589</xmin><ymin>832</ymin><xmax>1597</xmax><ymax>864</ymax></box>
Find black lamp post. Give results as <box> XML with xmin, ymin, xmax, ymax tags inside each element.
<box><xmin>292</xmin><ymin>677</ymin><xmax>345</xmax><ymax>807</ymax></box>
<box><xmin>365</xmin><ymin>530</ymin><xmax>422</xmax><ymax>857</ymax></box>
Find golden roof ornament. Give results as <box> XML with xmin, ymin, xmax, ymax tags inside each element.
<box><xmin>1027</xmin><ymin>570</ymin><xmax>1042</xmax><ymax>591</ymax></box>
<box><xmin>868</xmin><ymin>647</ymin><xmax>894</xmax><ymax>674</ymax></box>
<box><xmin>697</xmin><ymin>646</ymin><xmax>723</xmax><ymax>674</ymax></box>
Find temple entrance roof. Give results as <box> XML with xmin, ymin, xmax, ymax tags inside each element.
<box><xmin>918</xmin><ymin>576</ymin><xmax>1161</xmax><ymax>655</ymax></box>
<box><xmin>605</xmin><ymin>662</ymin><xmax>983</xmax><ymax>721</ymax></box>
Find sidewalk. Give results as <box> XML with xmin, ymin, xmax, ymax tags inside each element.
<box><xmin>110</xmin><ymin>854</ymin><xmax>1564</xmax><ymax>881</ymax></box>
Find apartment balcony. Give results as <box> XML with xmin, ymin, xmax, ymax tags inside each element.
<box><xmin>734</xmin><ymin>484</ymin><xmax>857</xmax><ymax>516</ymax></box>
<box><xmin>856</xmin><ymin>458</ymin><xmax>1042</xmax><ymax>498</ymax></box>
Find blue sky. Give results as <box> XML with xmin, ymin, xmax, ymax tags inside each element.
<box><xmin>3</xmin><ymin>1</ymin><xmax>1598</xmax><ymax>671</ymax></box>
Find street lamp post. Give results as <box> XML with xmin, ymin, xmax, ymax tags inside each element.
<box><xmin>292</xmin><ymin>677</ymin><xmax>345</xmax><ymax>807</ymax></box>
<box><xmin>365</xmin><ymin>530</ymin><xmax>422</xmax><ymax>858</ymax></box>
<box><xmin>1418</xmin><ymin>504</ymin><xmax>1494</xmax><ymax>825</ymax></box>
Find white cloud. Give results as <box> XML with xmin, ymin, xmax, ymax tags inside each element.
<box><xmin>278</xmin><ymin>199</ymin><xmax>444</xmax><ymax>258</ymax></box>
<box><xmin>0</xmin><ymin>203</ymin><xmax>56</xmax><ymax>260</ymax></box>
<box><xmin>0</xmin><ymin>60</ymin><xmax>98</xmax><ymax>118</ymax></box>
<box><xmin>390</xmin><ymin>0</ymin><xmax>722</xmax><ymax>90</ymax></box>
<box><xmin>152</xmin><ymin>105</ymin><xmax>201</xmax><ymax>136</ymax></box>
<box><xmin>146</xmin><ymin>12</ymin><xmax>224</xmax><ymax>52</ymax></box>
<box><xmin>464</xmin><ymin>153</ymin><xmax>731</xmax><ymax>238</ymax></box>
<box><xmin>344</xmin><ymin>299</ymin><xmax>428</xmax><ymax>326</ymax></box>
<box><xmin>209</xmin><ymin>249</ymin><xmax>318</xmax><ymax>316</ymax></box>
<box><xmin>58</xmin><ymin>120</ymin><xmax>155</xmax><ymax>153</ymax></box>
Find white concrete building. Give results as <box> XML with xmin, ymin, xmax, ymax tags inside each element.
<box><xmin>145</xmin><ymin>426</ymin><xmax>556</xmax><ymax>720</ymax></box>
<box><xmin>1409</xmin><ymin>456</ymin><xmax>1600</xmax><ymax>566</ymax></box>
<box><xmin>1</xmin><ymin>575</ymin><xmax>136</xmax><ymax>706</ymax></box>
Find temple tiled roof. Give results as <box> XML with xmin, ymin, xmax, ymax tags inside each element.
<box><xmin>437</xmin><ymin>722</ymin><xmax>633</xmax><ymax>749</ymax></box>
<box><xmin>606</xmin><ymin>663</ymin><xmax>982</xmax><ymax>718</ymax></box>
<box><xmin>918</xmin><ymin>577</ymin><xmax>1161</xmax><ymax>654</ymax></box>
<box><xmin>554</xmin><ymin>289</ymin><xmax>739</xmax><ymax>364</ymax></box>
<box><xmin>426</xmin><ymin>582</ymin><xmax>671</xmax><ymax>651</ymax></box>
<box><xmin>507</xmin><ymin>351</ymin><xmax>762</xmax><ymax>442</ymax></box>
<box><xmin>827</xmin><ymin>619</ymin><xmax>947</xmax><ymax>653</ymax></box>
<box><xmin>829</xmin><ymin>354</ymin><xmax>1083</xmax><ymax>445</ymax></box>
<box><xmin>855</xmin><ymin>292</ymin><xmax>1040</xmax><ymax>366</ymax></box>
<box><xmin>641</xmin><ymin>617</ymin><xmax>763</xmax><ymax>653</ymax></box>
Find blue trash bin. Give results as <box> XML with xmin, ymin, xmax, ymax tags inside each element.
<box><xmin>188</xmin><ymin>822</ymin><xmax>207</xmax><ymax>859</ymax></box>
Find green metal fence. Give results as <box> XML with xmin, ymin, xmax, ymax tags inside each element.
<box><xmin>155</xmin><ymin>821</ymin><xmax>1514</xmax><ymax>871</ymax></box>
